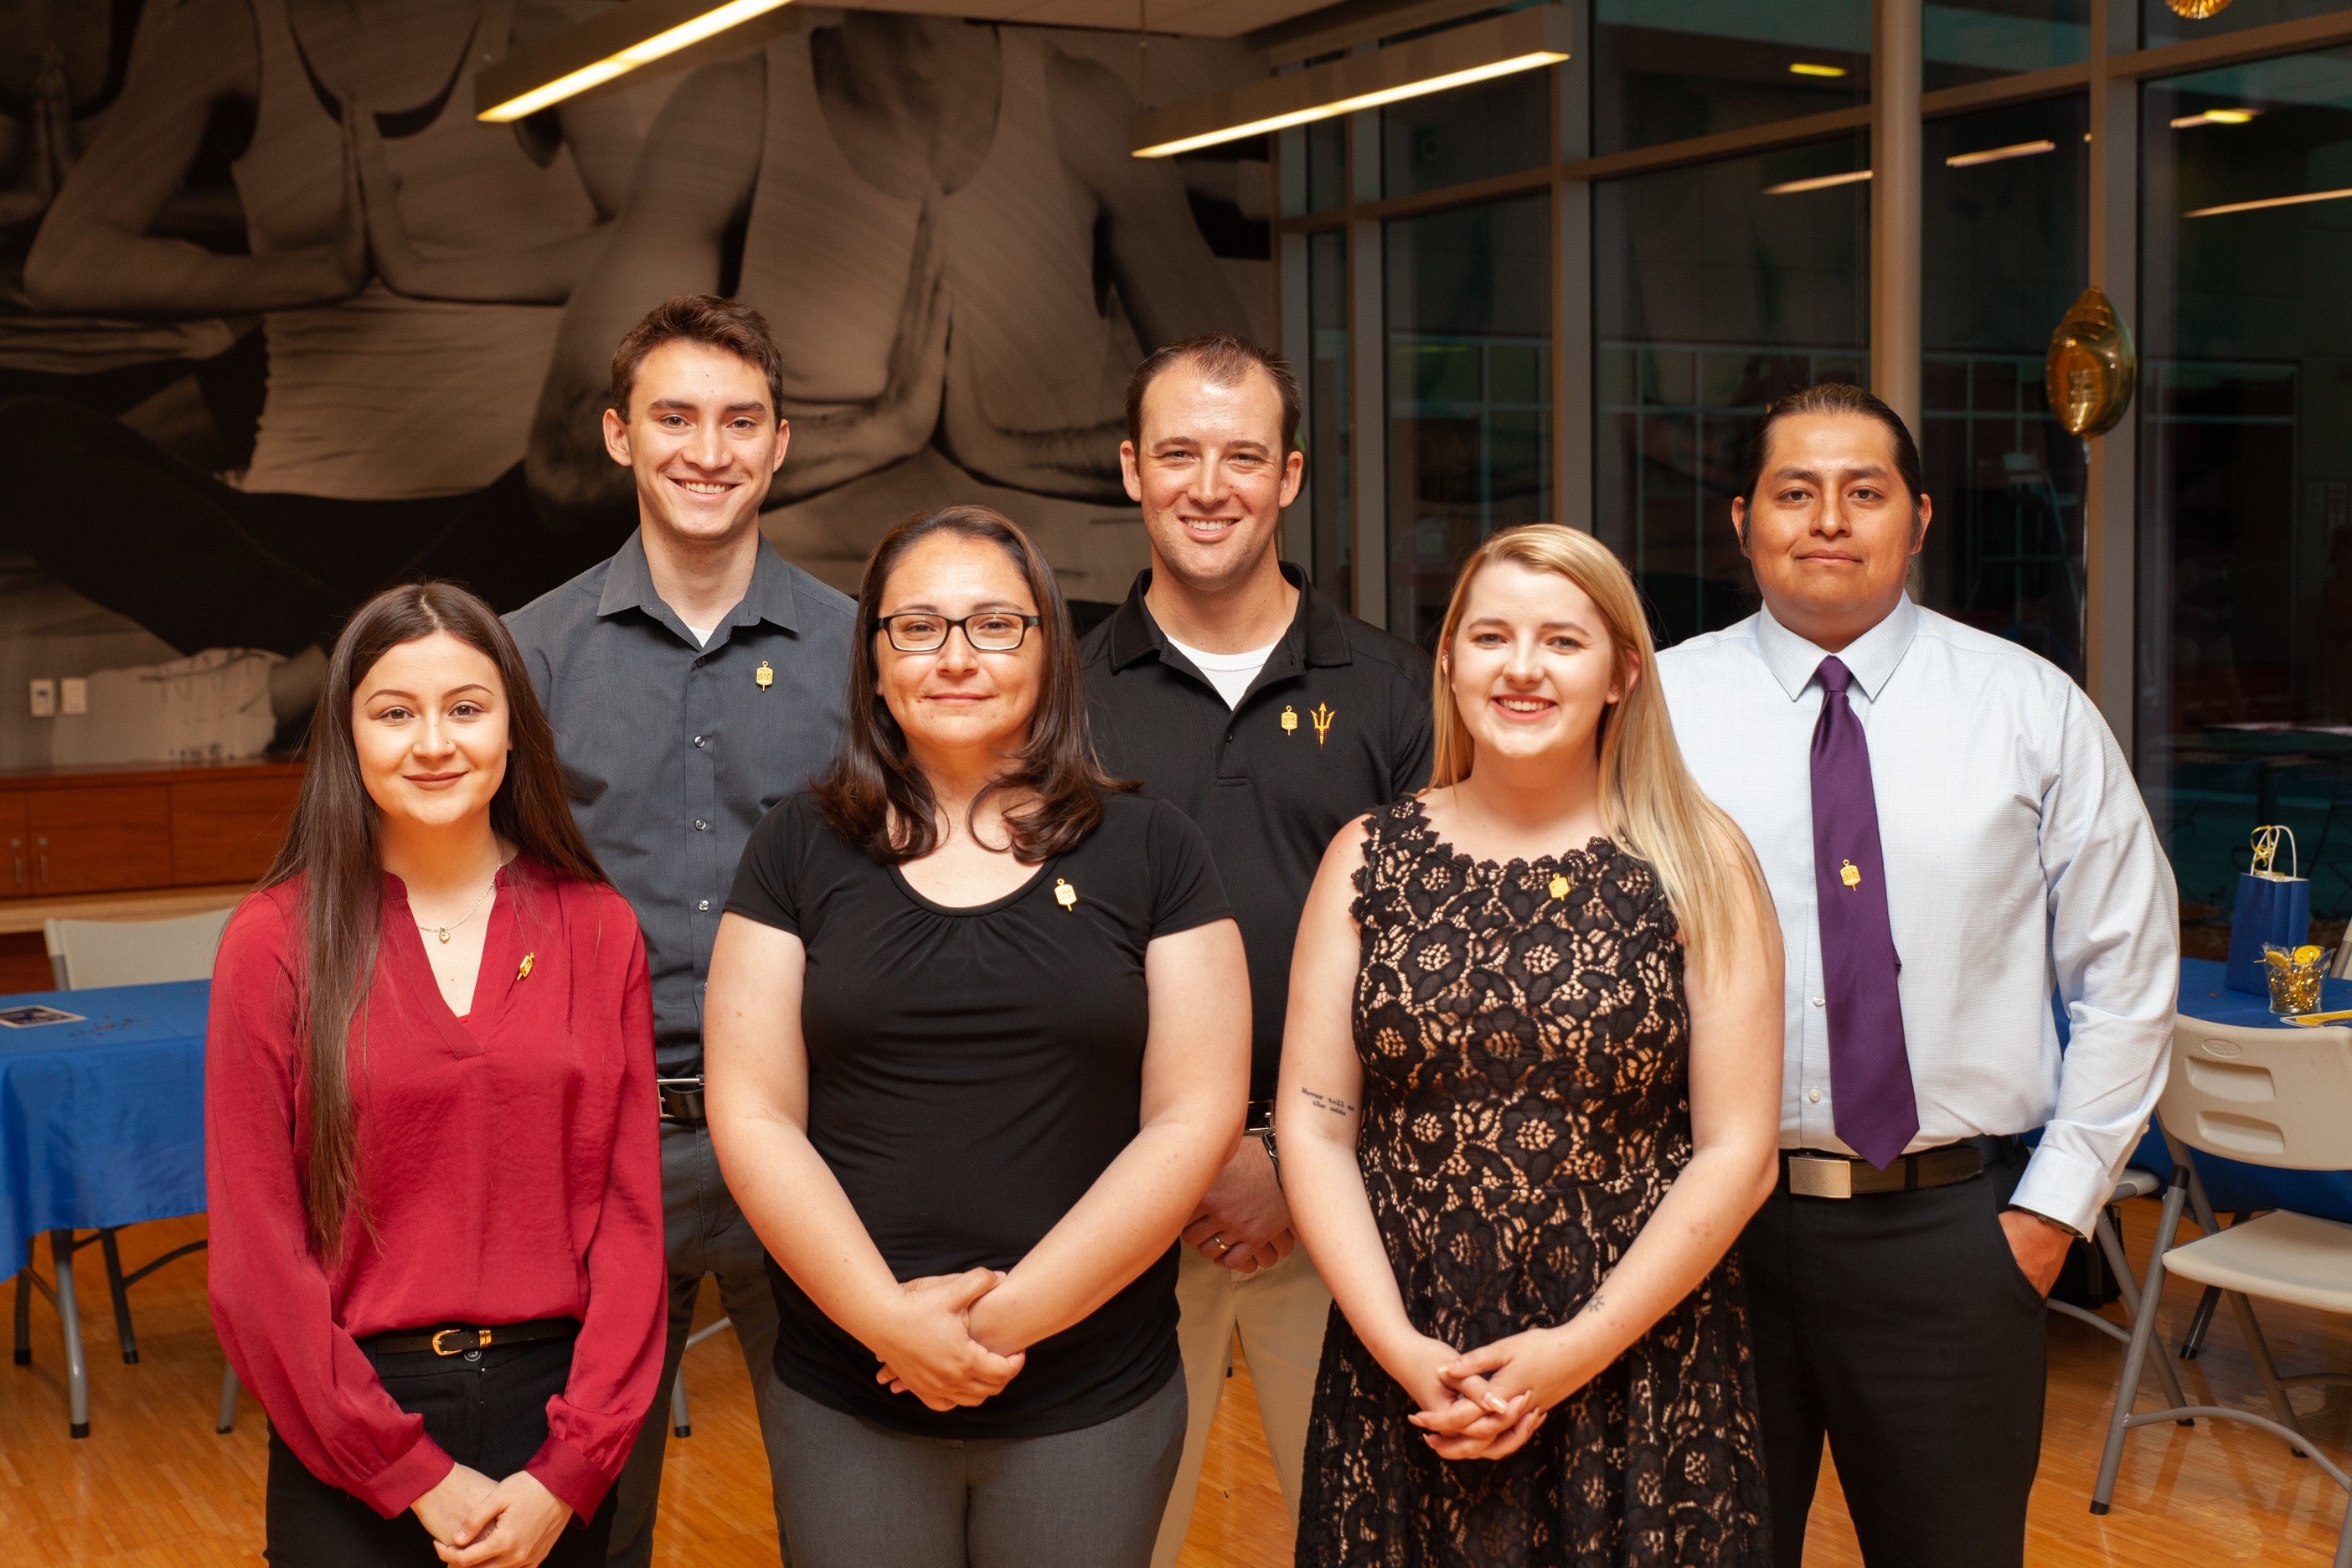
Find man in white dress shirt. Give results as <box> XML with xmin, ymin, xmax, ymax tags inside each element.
<box><xmin>1655</xmin><ymin>383</ymin><xmax>2177</xmax><ymax>1568</ymax></box>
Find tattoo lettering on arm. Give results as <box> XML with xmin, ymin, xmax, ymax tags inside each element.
<box><xmin>1300</xmin><ymin>1086</ymin><xmax>1358</xmax><ymax>1117</ymax></box>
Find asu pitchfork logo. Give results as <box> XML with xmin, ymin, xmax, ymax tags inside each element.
<box><xmin>1308</xmin><ymin>702</ymin><xmax>1336</xmax><ymax>747</ymax></box>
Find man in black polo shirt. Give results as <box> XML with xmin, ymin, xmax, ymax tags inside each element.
<box><xmin>508</xmin><ymin>296</ymin><xmax>854</xmax><ymax>1567</ymax></box>
<box><xmin>1081</xmin><ymin>337</ymin><xmax>1432</xmax><ymax>1566</ymax></box>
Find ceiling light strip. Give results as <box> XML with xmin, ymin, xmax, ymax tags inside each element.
<box><xmin>1788</xmin><ymin>62</ymin><xmax>1849</xmax><ymax>78</ymax></box>
<box><xmin>1945</xmin><ymin>138</ymin><xmax>2057</xmax><ymax>168</ymax></box>
<box><xmin>477</xmin><ymin>0</ymin><xmax>794</xmax><ymax>122</ymax></box>
<box><xmin>1765</xmin><ymin>168</ymin><xmax>1874</xmax><ymax>195</ymax></box>
<box><xmin>2186</xmin><ymin>184</ymin><xmax>2352</xmax><ymax>218</ymax></box>
<box><xmin>1131</xmin><ymin>5</ymin><xmax>1572</xmax><ymax>159</ymax></box>
<box><xmin>2170</xmin><ymin>107</ymin><xmax>2258</xmax><ymax>127</ymax></box>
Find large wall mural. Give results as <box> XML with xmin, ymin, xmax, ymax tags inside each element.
<box><xmin>0</xmin><ymin>0</ymin><xmax>1267</xmax><ymax>771</ymax></box>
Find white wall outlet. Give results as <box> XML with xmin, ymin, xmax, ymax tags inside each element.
<box><xmin>59</xmin><ymin>678</ymin><xmax>87</xmax><ymax>716</ymax></box>
<box><xmin>28</xmin><ymin>679</ymin><xmax>54</xmax><ymax>719</ymax></box>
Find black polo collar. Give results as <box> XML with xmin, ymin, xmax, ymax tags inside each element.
<box><xmin>596</xmin><ymin>529</ymin><xmax>803</xmax><ymax>640</ymax></box>
<box><xmin>1104</xmin><ymin>563</ymin><xmax>1354</xmax><ymax>674</ymax></box>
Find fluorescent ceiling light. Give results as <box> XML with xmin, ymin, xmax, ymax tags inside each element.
<box><xmin>1765</xmin><ymin>168</ymin><xmax>1872</xmax><ymax>195</ymax></box>
<box><xmin>1945</xmin><ymin>138</ymin><xmax>2056</xmax><ymax>168</ymax></box>
<box><xmin>2187</xmin><ymin>184</ymin><xmax>2352</xmax><ymax>218</ymax></box>
<box><xmin>1132</xmin><ymin>6</ymin><xmax>1571</xmax><ymax>159</ymax></box>
<box><xmin>1788</xmin><ymin>62</ymin><xmax>1849</xmax><ymax>78</ymax></box>
<box><xmin>2169</xmin><ymin>107</ymin><xmax>2259</xmax><ymax>128</ymax></box>
<box><xmin>477</xmin><ymin>0</ymin><xmax>794</xmax><ymax>122</ymax></box>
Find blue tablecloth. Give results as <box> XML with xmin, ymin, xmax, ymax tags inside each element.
<box><xmin>2142</xmin><ymin>958</ymin><xmax>2352</xmax><ymax>1222</ymax></box>
<box><xmin>0</xmin><ymin>980</ymin><xmax>209</xmax><ymax>1271</ymax></box>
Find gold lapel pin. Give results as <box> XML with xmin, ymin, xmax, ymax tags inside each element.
<box><xmin>1839</xmin><ymin>859</ymin><xmax>1861</xmax><ymax>890</ymax></box>
<box><xmin>1548</xmin><ymin>873</ymin><xmax>1570</xmax><ymax>900</ymax></box>
<box><xmin>1054</xmin><ymin>878</ymin><xmax>1077</xmax><ymax>911</ymax></box>
<box><xmin>1309</xmin><ymin>702</ymin><xmax>1336</xmax><ymax>747</ymax></box>
<box><xmin>517</xmin><ymin>952</ymin><xmax>535</xmax><ymax>980</ymax></box>
<box><xmin>755</xmin><ymin>660</ymin><xmax>774</xmax><ymax>691</ymax></box>
<box><xmin>1280</xmin><ymin>705</ymin><xmax>1299</xmax><ymax>737</ymax></box>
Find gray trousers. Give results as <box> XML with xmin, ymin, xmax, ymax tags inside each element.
<box><xmin>762</xmin><ymin>1373</ymin><xmax>1187</xmax><ymax>1568</ymax></box>
<box><xmin>606</xmin><ymin>1121</ymin><xmax>792</xmax><ymax>1568</ymax></box>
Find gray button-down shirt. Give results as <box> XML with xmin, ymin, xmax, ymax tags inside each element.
<box><xmin>507</xmin><ymin>531</ymin><xmax>854</xmax><ymax>1075</ymax></box>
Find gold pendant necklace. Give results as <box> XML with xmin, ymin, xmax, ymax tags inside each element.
<box><xmin>415</xmin><ymin>872</ymin><xmax>498</xmax><ymax>945</ymax></box>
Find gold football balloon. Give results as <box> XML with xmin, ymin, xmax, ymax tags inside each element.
<box><xmin>2165</xmin><ymin>0</ymin><xmax>2233</xmax><ymax>17</ymax></box>
<box><xmin>2045</xmin><ymin>286</ymin><xmax>2137</xmax><ymax>437</ymax></box>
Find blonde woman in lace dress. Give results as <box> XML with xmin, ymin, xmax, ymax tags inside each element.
<box><xmin>1278</xmin><ymin>525</ymin><xmax>1783</xmax><ymax>1566</ymax></box>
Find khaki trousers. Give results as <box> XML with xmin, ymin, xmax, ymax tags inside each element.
<box><xmin>1148</xmin><ymin>1243</ymin><xmax>1331</xmax><ymax>1568</ymax></box>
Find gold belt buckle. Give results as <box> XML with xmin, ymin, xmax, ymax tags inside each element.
<box><xmin>1787</xmin><ymin>1153</ymin><xmax>1854</xmax><ymax>1199</ymax></box>
<box><xmin>431</xmin><ymin>1328</ymin><xmax>492</xmax><ymax>1357</ymax></box>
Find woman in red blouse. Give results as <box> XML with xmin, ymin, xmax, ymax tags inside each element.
<box><xmin>207</xmin><ymin>581</ymin><xmax>665</xmax><ymax>1568</ymax></box>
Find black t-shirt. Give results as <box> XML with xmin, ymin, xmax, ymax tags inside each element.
<box><xmin>725</xmin><ymin>788</ymin><xmax>1232</xmax><ymax>1437</ymax></box>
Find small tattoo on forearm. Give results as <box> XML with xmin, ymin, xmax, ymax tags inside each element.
<box><xmin>1581</xmin><ymin>1292</ymin><xmax>1608</xmax><ymax>1317</ymax></box>
<box><xmin>1300</xmin><ymin>1086</ymin><xmax>1357</xmax><ymax>1117</ymax></box>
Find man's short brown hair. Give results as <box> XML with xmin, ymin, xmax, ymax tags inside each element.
<box><xmin>610</xmin><ymin>294</ymin><xmax>787</xmax><ymax>420</ymax></box>
<box><xmin>1125</xmin><ymin>335</ymin><xmax>1302</xmax><ymax>454</ymax></box>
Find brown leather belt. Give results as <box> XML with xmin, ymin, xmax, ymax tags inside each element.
<box><xmin>365</xmin><ymin>1318</ymin><xmax>578</xmax><ymax>1358</ymax></box>
<box><xmin>658</xmin><ymin>1077</ymin><xmax>706</xmax><ymax>1125</ymax></box>
<box><xmin>1778</xmin><ymin>1137</ymin><xmax>2015</xmax><ymax>1199</ymax></box>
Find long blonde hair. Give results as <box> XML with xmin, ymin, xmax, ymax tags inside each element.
<box><xmin>1428</xmin><ymin>525</ymin><xmax>1769</xmax><ymax>980</ymax></box>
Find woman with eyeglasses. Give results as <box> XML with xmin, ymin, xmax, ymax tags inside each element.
<box><xmin>704</xmin><ymin>505</ymin><xmax>1251</xmax><ymax>1568</ymax></box>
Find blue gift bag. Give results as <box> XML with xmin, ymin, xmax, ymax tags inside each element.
<box><xmin>2226</xmin><ymin>825</ymin><xmax>2312</xmax><ymax>995</ymax></box>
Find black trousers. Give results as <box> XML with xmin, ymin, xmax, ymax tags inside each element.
<box><xmin>265</xmin><ymin>1333</ymin><xmax>616</xmax><ymax>1568</ymax></box>
<box><xmin>1739</xmin><ymin>1142</ymin><xmax>2047</xmax><ymax>1568</ymax></box>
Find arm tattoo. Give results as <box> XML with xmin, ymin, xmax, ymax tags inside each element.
<box><xmin>1300</xmin><ymin>1086</ymin><xmax>1357</xmax><ymax>1117</ymax></box>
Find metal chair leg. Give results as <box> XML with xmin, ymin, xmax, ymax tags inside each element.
<box><xmin>50</xmin><ymin>1231</ymin><xmax>88</xmax><ymax>1437</ymax></box>
<box><xmin>2169</xmin><ymin>1167</ymin><xmax>2310</xmax><ymax>1449</ymax></box>
<box><xmin>218</xmin><ymin>1362</ymin><xmax>240</xmax><ymax>1434</ymax></box>
<box><xmin>2093</xmin><ymin>1173</ymin><xmax>2188</xmax><ymax>1514</ymax></box>
<box><xmin>2181</xmin><ymin>1284</ymin><xmax>2222</xmax><ymax>1360</ymax></box>
<box><xmin>670</xmin><ymin>1358</ymin><xmax>691</xmax><ymax>1437</ymax></box>
<box><xmin>2094</xmin><ymin>1210</ymin><xmax>2191</xmax><ymax>1419</ymax></box>
<box><xmin>97</xmin><ymin>1229</ymin><xmax>137</xmax><ymax>1364</ymax></box>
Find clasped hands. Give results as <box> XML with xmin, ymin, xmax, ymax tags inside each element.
<box><xmin>1389</xmin><ymin>1321</ymin><xmax>1614</xmax><ymax>1463</ymax></box>
<box><xmin>410</xmin><ymin>1463</ymin><xmax>571</xmax><ymax>1568</ymax></box>
<box><xmin>872</xmin><ymin>1267</ymin><xmax>1028</xmax><ymax>1411</ymax></box>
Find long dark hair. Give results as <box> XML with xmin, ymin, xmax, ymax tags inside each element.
<box><xmin>257</xmin><ymin>581</ymin><xmax>606</xmax><ymax>1260</ymax></box>
<box><xmin>814</xmin><ymin>506</ymin><xmax>1125</xmax><ymax>863</ymax></box>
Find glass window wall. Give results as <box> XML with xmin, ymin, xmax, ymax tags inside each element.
<box><xmin>2138</xmin><ymin>44</ymin><xmax>2352</xmax><ymax>953</ymax></box>
<box><xmin>1594</xmin><ymin>137</ymin><xmax>1870</xmax><ymax>647</ymax></box>
<box><xmin>2143</xmin><ymin>0</ymin><xmax>2352</xmax><ymax>49</ymax></box>
<box><xmin>1384</xmin><ymin>196</ymin><xmax>1552</xmax><ymax>647</ymax></box>
<box><xmin>1305</xmin><ymin>230</ymin><xmax>1354</xmax><ymax>612</ymax></box>
<box><xmin>1919</xmin><ymin>95</ymin><xmax>2089</xmax><ymax>677</ymax></box>
<box><xmin>1593</xmin><ymin>1</ymin><xmax>1870</xmax><ymax>157</ymax></box>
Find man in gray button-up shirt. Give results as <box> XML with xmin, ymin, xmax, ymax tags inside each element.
<box><xmin>508</xmin><ymin>296</ymin><xmax>853</xmax><ymax>1566</ymax></box>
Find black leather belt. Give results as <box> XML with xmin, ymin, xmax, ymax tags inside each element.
<box><xmin>365</xmin><ymin>1318</ymin><xmax>577</xmax><ymax>1358</ymax></box>
<box><xmin>1245</xmin><ymin>1097</ymin><xmax>1276</xmax><ymax>1136</ymax></box>
<box><xmin>1778</xmin><ymin>1136</ymin><xmax>2018</xmax><ymax>1199</ymax></box>
<box><xmin>658</xmin><ymin>1077</ymin><xmax>706</xmax><ymax>1125</ymax></box>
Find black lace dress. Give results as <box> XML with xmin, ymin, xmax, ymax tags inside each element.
<box><xmin>1296</xmin><ymin>797</ymin><xmax>1771</xmax><ymax>1567</ymax></box>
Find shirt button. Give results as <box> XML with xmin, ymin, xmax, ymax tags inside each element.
<box><xmin>698</xmin><ymin>900</ymin><xmax>710</xmax><ymax>912</ymax></box>
<box><xmin>1808</xmin><ymin>1087</ymin><xmax>1823</xmax><ymax>1103</ymax></box>
<box><xmin>694</xmin><ymin>735</ymin><xmax>707</xmax><ymax>749</ymax></box>
<box><xmin>694</xmin><ymin>819</ymin><xmax>709</xmax><ymax>831</ymax></box>
<box><xmin>1811</xmin><ymin>994</ymin><xmax>1825</xmax><ymax>1007</ymax></box>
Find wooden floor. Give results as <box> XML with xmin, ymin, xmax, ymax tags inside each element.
<box><xmin>4</xmin><ymin>1203</ymin><xmax>2349</xmax><ymax>1565</ymax></box>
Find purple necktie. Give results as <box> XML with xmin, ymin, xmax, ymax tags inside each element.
<box><xmin>1810</xmin><ymin>656</ymin><xmax>1919</xmax><ymax>1169</ymax></box>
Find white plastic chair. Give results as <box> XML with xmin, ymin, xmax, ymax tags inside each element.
<box><xmin>2090</xmin><ymin>1017</ymin><xmax>2352</xmax><ymax>1568</ymax></box>
<box><xmin>12</xmin><ymin>905</ymin><xmax>235</xmax><ymax>1434</ymax></box>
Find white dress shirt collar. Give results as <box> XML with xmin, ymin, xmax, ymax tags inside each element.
<box><xmin>1752</xmin><ymin>594</ymin><xmax>1921</xmax><ymax>704</ymax></box>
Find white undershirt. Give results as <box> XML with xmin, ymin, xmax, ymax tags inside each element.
<box><xmin>682</xmin><ymin>622</ymin><xmax>714</xmax><ymax>647</ymax></box>
<box><xmin>1165</xmin><ymin>635</ymin><xmax>1279</xmax><ymax>709</ymax></box>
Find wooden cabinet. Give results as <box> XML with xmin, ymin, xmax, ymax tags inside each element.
<box><xmin>0</xmin><ymin>760</ymin><xmax>302</xmax><ymax>907</ymax></box>
<box><xmin>26</xmin><ymin>786</ymin><xmax>172</xmax><ymax>894</ymax></box>
<box><xmin>170</xmin><ymin>775</ymin><xmax>303</xmax><ymax>885</ymax></box>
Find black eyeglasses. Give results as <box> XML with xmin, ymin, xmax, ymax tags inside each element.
<box><xmin>873</xmin><ymin>611</ymin><xmax>1043</xmax><ymax>653</ymax></box>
